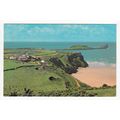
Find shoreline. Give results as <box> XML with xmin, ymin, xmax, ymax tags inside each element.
<box><xmin>72</xmin><ymin>66</ymin><xmax>116</xmax><ymax>88</ymax></box>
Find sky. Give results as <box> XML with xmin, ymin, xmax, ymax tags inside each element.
<box><xmin>4</xmin><ymin>24</ymin><xmax>116</xmax><ymax>42</ymax></box>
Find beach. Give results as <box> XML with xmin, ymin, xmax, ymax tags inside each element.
<box><xmin>72</xmin><ymin>66</ymin><xmax>116</xmax><ymax>87</ymax></box>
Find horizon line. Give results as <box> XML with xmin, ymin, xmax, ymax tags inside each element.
<box><xmin>4</xmin><ymin>41</ymin><xmax>116</xmax><ymax>43</ymax></box>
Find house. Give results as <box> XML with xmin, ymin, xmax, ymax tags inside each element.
<box><xmin>17</xmin><ymin>54</ymin><xmax>31</xmax><ymax>62</ymax></box>
<box><xmin>9</xmin><ymin>56</ymin><xmax>16</xmax><ymax>60</ymax></box>
<box><xmin>31</xmin><ymin>56</ymin><xmax>41</xmax><ymax>61</ymax></box>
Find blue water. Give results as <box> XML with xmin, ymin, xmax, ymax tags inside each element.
<box><xmin>4</xmin><ymin>42</ymin><xmax>116</xmax><ymax>65</ymax></box>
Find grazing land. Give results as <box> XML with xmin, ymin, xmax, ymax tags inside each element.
<box><xmin>4</xmin><ymin>48</ymin><xmax>116</xmax><ymax>96</ymax></box>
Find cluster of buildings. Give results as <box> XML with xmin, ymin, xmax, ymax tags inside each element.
<box><xmin>9</xmin><ymin>54</ymin><xmax>45</xmax><ymax>64</ymax></box>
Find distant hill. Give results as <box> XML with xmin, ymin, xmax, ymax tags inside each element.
<box><xmin>64</xmin><ymin>44</ymin><xmax>109</xmax><ymax>50</ymax></box>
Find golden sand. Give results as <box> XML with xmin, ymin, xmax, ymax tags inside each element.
<box><xmin>72</xmin><ymin>67</ymin><xmax>116</xmax><ymax>87</ymax></box>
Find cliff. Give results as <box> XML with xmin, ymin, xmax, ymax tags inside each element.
<box><xmin>49</xmin><ymin>52</ymin><xmax>88</xmax><ymax>74</ymax></box>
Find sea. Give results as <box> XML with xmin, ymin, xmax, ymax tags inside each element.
<box><xmin>4</xmin><ymin>42</ymin><xmax>116</xmax><ymax>67</ymax></box>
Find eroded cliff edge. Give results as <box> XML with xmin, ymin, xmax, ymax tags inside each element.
<box><xmin>49</xmin><ymin>52</ymin><xmax>88</xmax><ymax>74</ymax></box>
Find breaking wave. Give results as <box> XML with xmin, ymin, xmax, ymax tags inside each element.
<box><xmin>87</xmin><ymin>61</ymin><xmax>116</xmax><ymax>67</ymax></box>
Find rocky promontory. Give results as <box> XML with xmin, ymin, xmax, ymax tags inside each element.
<box><xmin>49</xmin><ymin>53</ymin><xmax>88</xmax><ymax>74</ymax></box>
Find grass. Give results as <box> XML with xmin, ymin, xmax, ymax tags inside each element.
<box><xmin>86</xmin><ymin>87</ymin><xmax>116</xmax><ymax>96</ymax></box>
<box><xmin>32</xmin><ymin>50</ymin><xmax>57</xmax><ymax>56</ymax></box>
<box><xmin>4</xmin><ymin>66</ymin><xmax>77</xmax><ymax>95</ymax></box>
<box><xmin>4</xmin><ymin>48</ymin><xmax>116</xmax><ymax>96</ymax></box>
<box><xmin>4</xmin><ymin>60</ymin><xmax>35</xmax><ymax>70</ymax></box>
<box><xmin>4</xmin><ymin>60</ymin><xmax>23</xmax><ymax>69</ymax></box>
<box><xmin>65</xmin><ymin>45</ymin><xmax>90</xmax><ymax>50</ymax></box>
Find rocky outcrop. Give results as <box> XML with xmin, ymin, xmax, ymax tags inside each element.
<box><xmin>49</xmin><ymin>52</ymin><xmax>88</xmax><ymax>74</ymax></box>
<box><xmin>67</xmin><ymin>53</ymin><xmax>88</xmax><ymax>68</ymax></box>
<box><xmin>49</xmin><ymin>57</ymin><xmax>65</xmax><ymax>69</ymax></box>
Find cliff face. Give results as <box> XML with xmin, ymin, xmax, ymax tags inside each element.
<box><xmin>49</xmin><ymin>53</ymin><xmax>88</xmax><ymax>74</ymax></box>
<box><xmin>67</xmin><ymin>53</ymin><xmax>88</xmax><ymax>68</ymax></box>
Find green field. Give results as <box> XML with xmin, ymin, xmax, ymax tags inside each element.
<box><xmin>4</xmin><ymin>48</ymin><xmax>116</xmax><ymax>96</ymax></box>
<box><xmin>4</xmin><ymin>67</ymin><xmax>78</xmax><ymax>95</ymax></box>
<box><xmin>85</xmin><ymin>87</ymin><xmax>116</xmax><ymax>96</ymax></box>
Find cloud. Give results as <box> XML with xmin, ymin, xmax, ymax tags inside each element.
<box><xmin>4</xmin><ymin>24</ymin><xmax>116</xmax><ymax>42</ymax></box>
<box><xmin>5</xmin><ymin>24</ymin><xmax>25</xmax><ymax>32</ymax></box>
<box><xmin>6</xmin><ymin>24</ymin><xmax>108</xmax><ymax>36</ymax></box>
<box><xmin>27</xmin><ymin>26</ymin><xmax>56</xmax><ymax>35</ymax></box>
<box><xmin>63</xmin><ymin>24</ymin><xmax>107</xmax><ymax>33</ymax></box>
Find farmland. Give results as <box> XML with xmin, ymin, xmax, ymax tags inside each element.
<box><xmin>4</xmin><ymin>48</ymin><xmax>116</xmax><ymax>96</ymax></box>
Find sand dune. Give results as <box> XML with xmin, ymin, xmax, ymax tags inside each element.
<box><xmin>72</xmin><ymin>66</ymin><xmax>116</xmax><ymax>87</ymax></box>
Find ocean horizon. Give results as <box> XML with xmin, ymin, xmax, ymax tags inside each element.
<box><xmin>4</xmin><ymin>41</ymin><xmax>116</xmax><ymax>66</ymax></box>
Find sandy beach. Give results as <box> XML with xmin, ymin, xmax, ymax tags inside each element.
<box><xmin>72</xmin><ymin>66</ymin><xmax>116</xmax><ymax>87</ymax></box>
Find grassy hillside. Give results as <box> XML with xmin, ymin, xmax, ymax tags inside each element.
<box><xmin>64</xmin><ymin>44</ymin><xmax>108</xmax><ymax>50</ymax></box>
<box><xmin>4</xmin><ymin>67</ymin><xmax>78</xmax><ymax>96</ymax></box>
<box><xmin>4</xmin><ymin>48</ymin><xmax>116</xmax><ymax>96</ymax></box>
<box><xmin>65</xmin><ymin>45</ymin><xmax>91</xmax><ymax>50</ymax></box>
<box><xmin>4</xmin><ymin>49</ymin><xmax>78</xmax><ymax>96</ymax></box>
<box><xmin>86</xmin><ymin>87</ymin><xmax>116</xmax><ymax>96</ymax></box>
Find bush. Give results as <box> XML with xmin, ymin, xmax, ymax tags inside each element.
<box><xmin>102</xmin><ymin>84</ymin><xmax>109</xmax><ymax>88</ymax></box>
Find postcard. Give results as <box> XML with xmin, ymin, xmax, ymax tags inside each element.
<box><xmin>4</xmin><ymin>24</ymin><xmax>116</xmax><ymax>96</ymax></box>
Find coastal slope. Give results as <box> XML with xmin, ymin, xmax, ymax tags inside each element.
<box><xmin>4</xmin><ymin>48</ymin><xmax>116</xmax><ymax>96</ymax></box>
